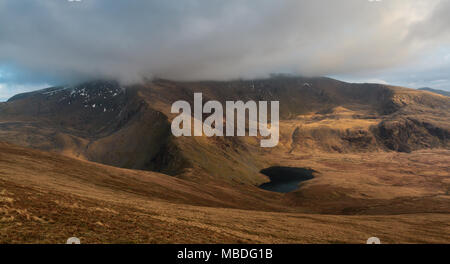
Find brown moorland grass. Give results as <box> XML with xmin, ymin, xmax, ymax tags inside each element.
<box><xmin>1</xmin><ymin>142</ymin><xmax>449</xmax><ymax>244</ymax></box>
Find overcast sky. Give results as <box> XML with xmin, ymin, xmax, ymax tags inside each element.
<box><xmin>1</xmin><ymin>0</ymin><xmax>450</xmax><ymax>101</ymax></box>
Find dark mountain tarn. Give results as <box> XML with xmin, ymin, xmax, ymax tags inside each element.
<box><xmin>259</xmin><ymin>166</ymin><xmax>315</xmax><ymax>193</ymax></box>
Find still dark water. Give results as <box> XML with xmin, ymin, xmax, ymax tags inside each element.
<box><xmin>258</xmin><ymin>166</ymin><xmax>315</xmax><ymax>193</ymax></box>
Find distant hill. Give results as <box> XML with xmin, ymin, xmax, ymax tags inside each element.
<box><xmin>418</xmin><ymin>87</ymin><xmax>450</xmax><ymax>97</ymax></box>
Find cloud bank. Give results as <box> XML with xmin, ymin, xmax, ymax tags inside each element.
<box><xmin>0</xmin><ymin>0</ymin><xmax>449</xmax><ymax>87</ymax></box>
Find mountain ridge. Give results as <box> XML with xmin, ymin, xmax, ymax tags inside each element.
<box><xmin>1</xmin><ymin>77</ymin><xmax>448</xmax><ymax>180</ymax></box>
<box><xmin>418</xmin><ymin>87</ymin><xmax>450</xmax><ymax>97</ymax></box>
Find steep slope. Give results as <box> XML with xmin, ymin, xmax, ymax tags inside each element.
<box><xmin>0</xmin><ymin>81</ymin><xmax>186</xmax><ymax>176</ymax></box>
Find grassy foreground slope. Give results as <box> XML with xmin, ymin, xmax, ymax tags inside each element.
<box><xmin>1</xmin><ymin>142</ymin><xmax>448</xmax><ymax>243</ymax></box>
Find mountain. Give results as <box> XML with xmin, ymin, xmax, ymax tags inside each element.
<box><xmin>1</xmin><ymin>76</ymin><xmax>449</xmax><ymax>243</ymax></box>
<box><xmin>1</xmin><ymin>77</ymin><xmax>448</xmax><ymax>180</ymax></box>
<box><xmin>418</xmin><ymin>87</ymin><xmax>450</xmax><ymax>97</ymax></box>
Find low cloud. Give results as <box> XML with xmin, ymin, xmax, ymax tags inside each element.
<box><xmin>0</xmin><ymin>0</ymin><xmax>449</xmax><ymax>86</ymax></box>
